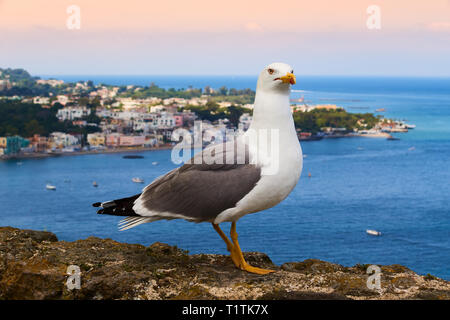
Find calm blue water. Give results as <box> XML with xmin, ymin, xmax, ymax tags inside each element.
<box><xmin>3</xmin><ymin>76</ymin><xmax>450</xmax><ymax>280</ymax></box>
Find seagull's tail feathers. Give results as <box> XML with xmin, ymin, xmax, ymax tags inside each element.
<box><xmin>93</xmin><ymin>194</ymin><xmax>141</xmax><ymax>217</ymax></box>
<box><xmin>93</xmin><ymin>194</ymin><xmax>158</xmax><ymax>230</ymax></box>
<box><xmin>117</xmin><ymin>216</ymin><xmax>160</xmax><ymax>231</ymax></box>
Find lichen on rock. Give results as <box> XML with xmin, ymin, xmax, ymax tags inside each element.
<box><xmin>0</xmin><ymin>227</ymin><xmax>449</xmax><ymax>300</ymax></box>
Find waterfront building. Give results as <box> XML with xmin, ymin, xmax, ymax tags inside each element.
<box><xmin>3</xmin><ymin>136</ymin><xmax>30</xmax><ymax>155</ymax></box>
<box><xmin>50</xmin><ymin>132</ymin><xmax>80</xmax><ymax>148</ymax></box>
<box><xmin>28</xmin><ymin>135</ymin><xmax>49</xmax><ymax>153</ymax></box>
<box><xmin>87</xmin><ymin>133</ymin><xmax>106</xmax><ymax>147</ymax></box>
<box><xmin>119</xmin><ymin>135</ymin><xmax>146</xmax><ymax>147</ymax></box>
<box><xmin>106</xmin><ymin>133</ymin><xmax>121</xmax><ymax>147</ymax></box>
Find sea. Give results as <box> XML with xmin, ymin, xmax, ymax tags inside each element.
<box><xmin>1</xmin><ymin>75</ymin><xmax>450</xmax><ymax>280</ymax></box>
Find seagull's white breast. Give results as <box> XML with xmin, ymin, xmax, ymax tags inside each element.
<box><xmin>214</xmin><ymin>121</ymin><xmax>303</xmax><ymax>223</ymax></box>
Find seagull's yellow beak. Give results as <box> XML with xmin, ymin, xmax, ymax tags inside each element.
<box><xmin>279</xmin><ymin>72</ymin><xmax>296</xmax><ymax>85</ymax></box>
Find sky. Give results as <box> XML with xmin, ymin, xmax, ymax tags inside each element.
<box><xmin>1</xmin><ymin>0</ymin><xmax>449</xmax><ymax>76</ymax></box>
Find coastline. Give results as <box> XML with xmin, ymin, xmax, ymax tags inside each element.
<box><xmin>1</xmin><ymin>133</ymin><xmax>396</xmax><ymax>160</ymax></box>
<box><xmin>0</xmin><ymin>144</ymin><xmax>174</xmax><ymax>161</ymax></box>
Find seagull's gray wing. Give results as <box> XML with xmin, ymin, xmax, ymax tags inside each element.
<box><xmin>134</xmin><ymin>141</ymin><xmax>261</xmax><ymax>222</ymax></box>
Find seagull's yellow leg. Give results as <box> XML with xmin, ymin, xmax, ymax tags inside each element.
<box><xmin>212</xmin><ymin>223</ymin><xmax>233</xmax><ymax>252</ymax></box>
<box><xmin>229</xmin><ymin>222</ymin><xmax>275</xmax><ymax>275</ymax></box>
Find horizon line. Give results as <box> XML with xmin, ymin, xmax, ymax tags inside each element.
<box><xmin>37</xmin><ymin>73</ymin><xmax>450</xmax><ymax>79</ymax></box>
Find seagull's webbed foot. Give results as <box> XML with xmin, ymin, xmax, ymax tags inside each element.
<box><xmin>229</xmin><ymin>222</ymin><xmax>275</xmax><ymax>275</ymax></box>
<box><xmin>211</xmin><ymin>222</ymin><xmax>275</xmax><ymax>275</ymax></box>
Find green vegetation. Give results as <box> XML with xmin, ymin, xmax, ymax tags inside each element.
<box><xmin>208</xmin><ymin>86</ymin><xmax>255</xmax><ymax>105</ymax></box>
<box><xmin>184</xmin><ymin>101</ymin><xmax>252</xmax><ymax>127</ymax></box>
<box><xmin>0</xmin><ymin>101</ymin><xmax>100</xmax><ymax>137</ymax></box>
<box><xmin>0</xmin><ymin>68</ymin><xmax>36</xmax><ymax>82</ymax></box>
<box><xmin>0</xmin><ymin>68</ymin><xmax>64</xmax><ymax>97</ymax></box>
<box><xmin>121</xmin><ymin>83</ymin><xmax>203</xmax><ymax>99</ymax></box>
<box><xmin>121</xmin><ymin>83</ymin><xmax>255</xmax><ymax>104</ymax></box>
<box><xmin>293</xmin><ymin>109</ymin><xmax>381</xmax><ymax>134</ymax></box>
<box><xmin>209</xmin><ymin>94</ymin><xmax>254</xmax><ymax>105</ymax></box>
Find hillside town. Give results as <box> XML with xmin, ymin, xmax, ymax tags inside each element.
<box><xmin>0</xmin><ymin>69</ymin><xmax>415</xmax><ymax>159</ymax></box>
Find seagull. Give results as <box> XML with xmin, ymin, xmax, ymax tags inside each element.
<box><xmin>93</xmin><ymin>62</ymin><xmax>303</xmax><ymax>274</ymax></box>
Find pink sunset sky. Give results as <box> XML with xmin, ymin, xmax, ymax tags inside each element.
<box><xmin>1</xmin><ymin>0</ymin><xmax>449</xmax><ymax>76</ymax></box>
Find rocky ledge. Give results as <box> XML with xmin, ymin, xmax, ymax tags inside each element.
<box><xmin>0</xmin><ymin>226</ymin><xmax>449</xmax><ymax>300</ymax></box>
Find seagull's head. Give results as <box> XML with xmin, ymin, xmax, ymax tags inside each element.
<box><xmin>257</xmin><ymin>62</ymin><xmax>296</xmax><ymax>93</ymax></box>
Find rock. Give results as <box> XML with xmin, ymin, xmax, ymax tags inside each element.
<box><xmin>0</xmin><ymin>226</ymin><xmax>449</xmax><ymax>300</ymax></box>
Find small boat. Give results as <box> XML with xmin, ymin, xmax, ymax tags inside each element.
<box><xmin>93</xmin><ymin>181</ymin><xmax>98</xmax><ymax>187</ymax></box>
<box><xmin>123</xmin><ymin>155</ymin><xmax>144</xmax><ymax>159</ymax></box>
<box><xmin>16</xmin><ymin>162</ymin><xmax>23</xmax><ymax>166</ymax></box>
<box><xmin>387</xmin><ymin>136</ymin><xmax>400</xmax><ymax>141</ymax></box>
<box><xmin>152</xmin><ymin>161</ymin><xmax>158</xmax><ymax>165</ymax></box>
<box><xmin>375</xmin><ymin>108</ymin><xmax>386</xmax><ymax>112</ymax></box>
<box><xmin>408</xmin><ymin>147</ymin><xmax>416</xmax><ymax>151</ymax></box>
<box><xmin>46</xmin><ymin>184</ymin><xmax>56</xmax><ymax>191</ymax></box>
<box><xmin>366</xmin><ymin>229</ymin><xmax>381</xmax><ymax>236</ymax></box>
<box><xmin>405</xmin><ymin>124</ymin><xmax>416</xmax><ymax>129</ymax></box>
<box><xmin>132</xmin><ymin>177</ymin><xmax>144</xmax><ymax>183</ymax></box>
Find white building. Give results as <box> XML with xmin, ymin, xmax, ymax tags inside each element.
<box><xmin>96</xmin><ymin>108</ymin><xmax>112</xmax><ymax>118</ymax></box>
<box><xmin>150</xmin><ymin>105</ymin><xmax>166</xmax><ymax>113</ymax></box>
<box><xmin>33</xmin><ymin>96</ymin><xmax>50</xmax><ymax>104</ymax></box>
<box><xmin>56</xmin><ymin>95</ymin><xmax>70</xmax><ymax>105</ymax></box>
<box><xmin>111</xmin><ymin>111</ymin><xmax>143</xmax><ymax>121</ymax></box>
<box><xmin>36</xmin><ymin>79</ymin><xmax>64</xmax><ymax>87</ymax></box>
<box><xmin>50</xmin><ymin>132</ymin><xmax>79</xmax><ymax>147</ymax></box>
<box><xmin>187</xmin><ymin>97</ymin><xmax>208</xmax><ymax>106</ymax></box>
<box><xmin>154</xmin><ymin>112</ymin><xmax>176</xmax><ymax>128</ymax></box>
<box><xmin>57</xmin><ymin>106</ymin><xmax>91</xmax><ymax>121</ymax></box>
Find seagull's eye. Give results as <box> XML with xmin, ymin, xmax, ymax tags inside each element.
<box><xmin>291</xmin><ymin>70</ymin><xmax>294</xmax><ymax>74</ymax></box>
<box><xmin>268</xmin><ymin>68</ymin><xmax>275</xmax><ymax>75</ymax></box>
